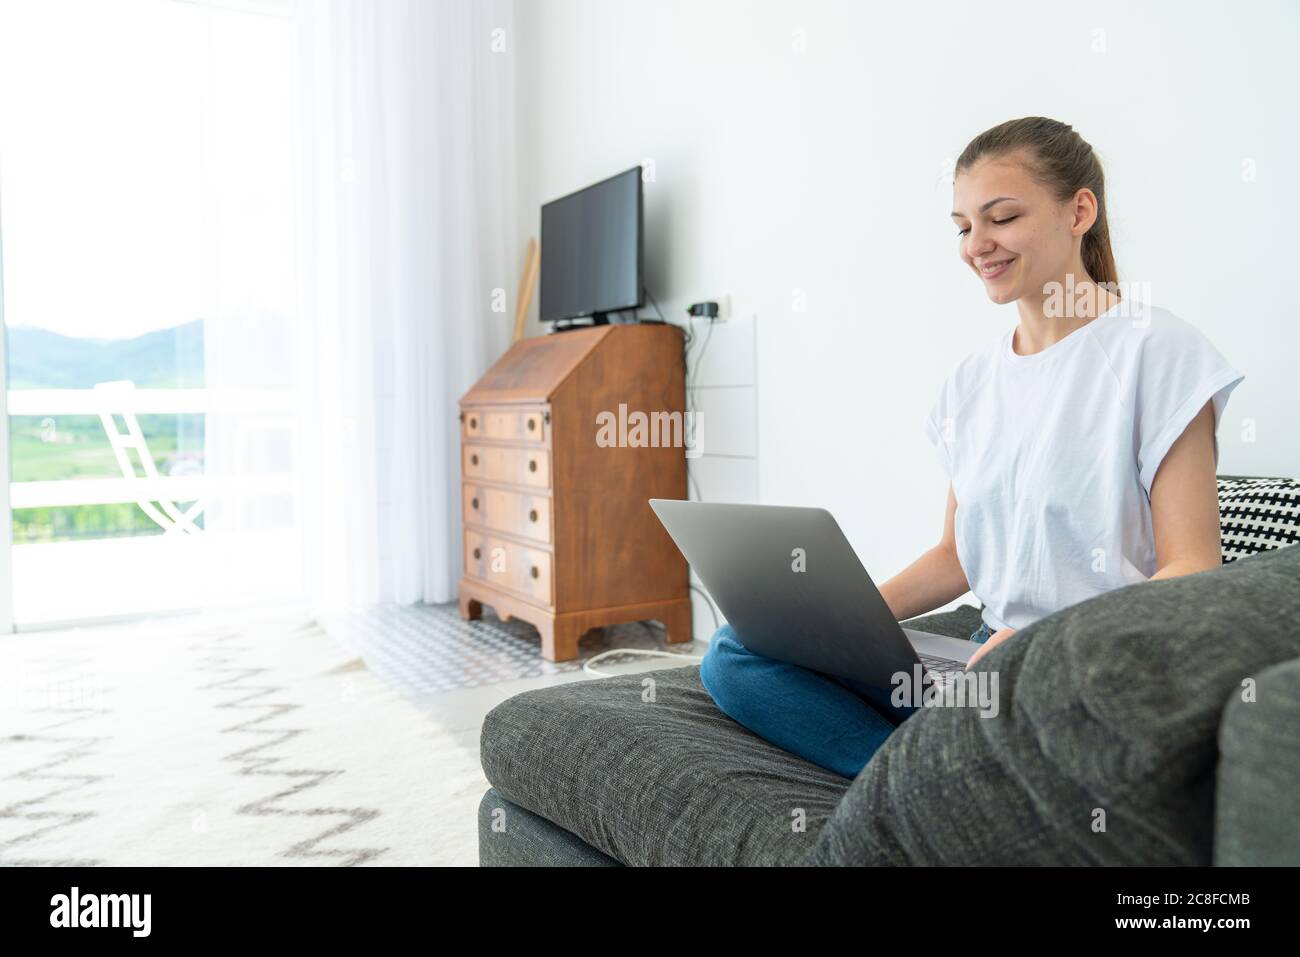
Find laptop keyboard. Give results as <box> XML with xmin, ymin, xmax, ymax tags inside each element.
<box><xmin>917</xmin><ymin>652</ymin><xmax>967</xmax><ymax>680</ymax></box>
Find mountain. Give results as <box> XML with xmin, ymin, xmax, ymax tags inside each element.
<box><xmin>5</xmin><ymin>320</ymin><xmax>205</xmax><ymax>389</ymax></box>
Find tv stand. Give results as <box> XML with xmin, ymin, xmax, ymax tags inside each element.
<box><xmin>551</xmin><ymin>314</ymin><xmax>610</xmax><ymax>333</ymax></box>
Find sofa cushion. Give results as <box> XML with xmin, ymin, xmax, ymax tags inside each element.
<box><xmin>810</xmin><ymin>542</ymin><xmax>1300</xmax><ymax>866</ymax></box>
<box><xmin>479</xmin><ymin>663</ymin><xmax>849</xmax><ymax>865</ymax></box>
<box><xmin>478</xmin><ymin>787</ymin><xmax>622</xmax><ymax>866</ymax></box>
<box><xmin>478</xmin><ymin>605</ymin><xmax>983</xmax><ymax>866</ymax></box>
<box><xmin>1217</xmin><ymin>475</ymin><xmax>1300</xmax><ymax>563</ymax></box>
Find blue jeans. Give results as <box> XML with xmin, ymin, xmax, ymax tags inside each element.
<box><xmin>699</xmin><ymin>619</ymin><xmax>994</xmax><ymax>780</ymax></box>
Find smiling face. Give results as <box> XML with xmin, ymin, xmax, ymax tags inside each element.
<box><xmin>951</xmin><ymin>149</ymin><xmax>1096</xmax><ymax>307</ymax></box>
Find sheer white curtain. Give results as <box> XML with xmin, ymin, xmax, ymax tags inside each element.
<box><xmin>200</xmin><ymin>5</ymin><xmax>301</xmax><ymax>605</ymax></box>
<box><xmin>294</xmin><ymin>0</ymin><xmax>516</xmax><ymax>616</ymax></box>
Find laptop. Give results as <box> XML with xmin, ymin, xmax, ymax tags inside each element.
<box><xmin>648</xmin><ymin>499</ymin><xmax>975</xmax><ymax>689</ymax></box>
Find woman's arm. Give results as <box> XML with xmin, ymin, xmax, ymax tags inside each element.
<box><xmin>1148</xmin><ymin>399</ymin><xmax>1224</xmax><ymax>581</ymax></box>
<box><xmin>877</xmin><ymin>484</ymin><xmax>971</xmax><ymax>621</ymax></box>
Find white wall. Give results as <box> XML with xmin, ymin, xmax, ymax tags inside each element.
<box><xmin>511</xmin><ymin>0</ymin><xmax>1300</xmax><ymax>613</ymax></box>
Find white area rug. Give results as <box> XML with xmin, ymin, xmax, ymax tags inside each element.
<box><xmin>0</xmin><ymin>609</ymin><xmax>486</xmax><ymax>866</ymax></box>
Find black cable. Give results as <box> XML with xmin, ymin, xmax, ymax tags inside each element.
<box><xmin>676</xmin><ymin>307</ymin><xmax>722</xmax><ymax>628</ymax></box>
<box><xmin>643</xmin><ymin>284</ymin><xmax>667</xmax><ymax>323</ymax></box>
<box><xmin>638</xmin><ymin>284</ymin><xmax>718</xmax><ymax>623</ymax></box>
<box><xmin>682</xmin><ymin>313</ymin><xmax>716</xmax><ymax>502</ymax></box>
<box><xmin>641</xmin><ymin>282</ymin><xmax>692</xmax><ymax>433</ymax></box>
<box><xmin>690</xmin><ymin>315</ymin><xmax>716</xmax><ymax>398</ymax></box>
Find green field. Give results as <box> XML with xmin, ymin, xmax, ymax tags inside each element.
<box><xmin>10</xmin><ymin>413</ymin><xmax>205</xmax><ymax>543</ymax></box>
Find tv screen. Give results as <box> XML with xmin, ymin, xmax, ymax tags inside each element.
<box><xmin>540</xmin><ymin>167</ymin><xmax>642</xmax><ymax>324</ymax></box>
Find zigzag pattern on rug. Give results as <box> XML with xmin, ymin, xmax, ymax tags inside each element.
<box><xmin>191</xmin><ymin>625</ymin><xmax>388</xmax><ymax>866</ymax></box>
<box><xmin>0</xmin><ymin>693</ymin><xmax>108</xmax><ymax>867</ymax></box>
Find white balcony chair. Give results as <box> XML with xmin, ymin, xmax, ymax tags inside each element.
<box><xmin>93</xmin><ymin>380</ymin><xmax>205</xmax><ymax>535</ymax></box>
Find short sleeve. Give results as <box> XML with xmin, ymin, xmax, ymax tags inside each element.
<box><xmin>925</xmin><ymin>397</ymin><xmax>953</xmax><ymax>479</ymax></box>
<box><xmin>1135</xmin><ymin>321</ymin><xmax>1244</xmax><ymax>498</ymax></box>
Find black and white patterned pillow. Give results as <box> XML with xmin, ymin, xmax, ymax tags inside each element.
<box><xmin>1217</xmin><ymin>476</ymin><xmax>1300</xmax><ymax>563</ymax></box>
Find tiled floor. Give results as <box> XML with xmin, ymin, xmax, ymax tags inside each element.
<box><xmin>322</xmin><ymin>602</ymin><xmax>709</xmax><ymax>751</ymax></box>
<box><xmin>325</xmin><ymin>601</ymin><xmax>706</xmax><ymax>695</ymax></box>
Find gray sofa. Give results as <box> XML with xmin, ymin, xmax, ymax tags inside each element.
<box><xmin>477</xmin><ymin>477</ymin><xmax>1300</xmax><ymax>866</ymax></box>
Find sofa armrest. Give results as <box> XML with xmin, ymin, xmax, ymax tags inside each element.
<box><xmin>1215</xmin><ymin>656</ymin><xmax>1300</xmax><ymax>865</ymax></box>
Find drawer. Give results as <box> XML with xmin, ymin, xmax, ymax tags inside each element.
<box><xmin>462</xmin><ymin>406</ymin><xmax>547</xmax><ymax>444</ymax></box>
<box><xmin>464</xmin><ymin>484</ymin><xmax>552</xmax><ymax>544</ymax></box>
<box><xmin>463</xmin><ymin>444</ymin><xmax>550</xmax><ymax>489</ymax></box>
<box><xmin>464</xmin><ymin>529</ymin><xmax>552</xmax><ymax>606</ymax></box>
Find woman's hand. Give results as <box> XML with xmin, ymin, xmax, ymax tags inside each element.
<box><xmin>965</xmin><ymin>627</ymin><xmax>1017</xmax><ymax>670</ymax></box>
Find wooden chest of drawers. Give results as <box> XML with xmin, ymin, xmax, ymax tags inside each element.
<box><xmin>457</xmin><ymin>323</ymin><xmax>692</xmax><ymax>661</ymax></box>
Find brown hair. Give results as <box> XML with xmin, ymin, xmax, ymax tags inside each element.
<box><xmin>955</xmin><ymin>117</ymin><xmax>1119</xmax><ymax>292</ymax></box>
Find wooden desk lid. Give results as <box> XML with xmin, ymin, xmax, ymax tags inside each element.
<box><xmin>460</xmin><ymin>325</ymin><xmax>614</xmax><ymax>405</ymax></box>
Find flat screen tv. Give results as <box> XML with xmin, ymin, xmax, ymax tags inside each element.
<box><xmin>539</xmin><ymin>166</ymin><xmax>643</xmax><ymax>325</ymax></box>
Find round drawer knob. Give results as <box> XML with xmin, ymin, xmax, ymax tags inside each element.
<box><xmin>472</xmin><ymin>547</ymin><xmax>481</xmax><ymax>560</ymax></box>
<box><xmin>527</xmin><ymin>418</ymin><xmax>536</xmax><ymax>431</ymax></box>
<box><xmin>528</xmin><ymin>459</ymin><xmax>537</xmax><ymax>473</ymax></box>
<box><xmin>471</xmin><ymin>497</ymin><xmax>479</xmax><ymax>510</ymax></box>
<box><xmin>470</xmin><ymin>453</ymin><xmax>479</xmax><ymax>466</ymax></box>
<box><xmin>530</xmin><ymin>566</ymin><xmax>540</xmax><ymax>579</ymax></box>
<box><xmin>529</xmin><ymin>509</ymin><xmax>538</xmax><ymax>523</ymax></box>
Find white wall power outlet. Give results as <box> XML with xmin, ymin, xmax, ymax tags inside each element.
<box><xmin>697</xmin><ymin>293</ymin><xmax>730</xmax><ymax>322</ymax></box>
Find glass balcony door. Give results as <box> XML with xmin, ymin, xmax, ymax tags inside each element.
<box><xmin>0</xmin><ymin>0</ymin><xmax>302</xmax><ymax>628</ymax></box>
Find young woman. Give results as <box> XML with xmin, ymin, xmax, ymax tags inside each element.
<box><xmin>699</xmin><ymin>116</ymin><xmax>1245</xmax><ymax>780</ymax></box>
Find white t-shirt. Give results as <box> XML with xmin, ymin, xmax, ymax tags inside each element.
<box><xmin>925</xmin><ymin>300</ymin><xmax>1244</xmax><ymax>632</ymax></box>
